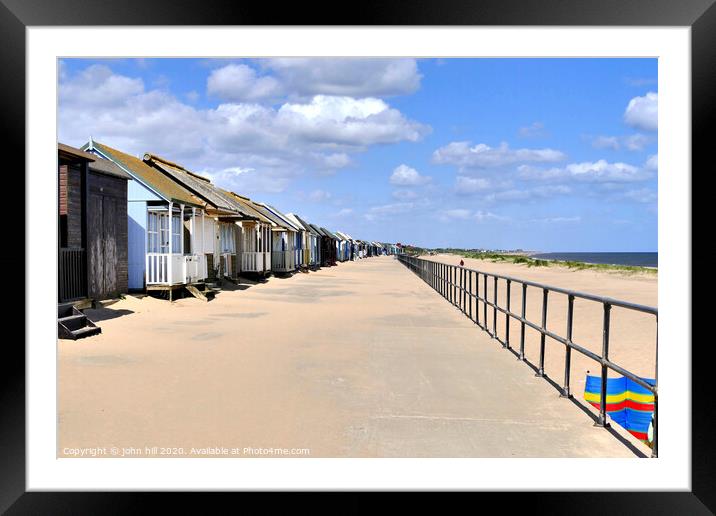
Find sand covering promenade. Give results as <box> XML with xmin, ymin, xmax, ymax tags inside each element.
<box><xmin>58</xmin><ymin>255</ymin><xmax>653</xmax><ymax>457</ymax></box>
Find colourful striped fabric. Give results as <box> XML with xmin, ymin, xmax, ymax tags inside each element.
<box><xmin>584</xmin><ymin>375</ymin><xmax>655</xmax><ymax>443</ymax></box>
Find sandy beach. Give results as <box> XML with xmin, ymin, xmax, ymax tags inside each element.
<box><xmin>421</xmin><ymin>253</ymin><xmax>658</xmax><ymax>396</ymax></box>
<box><xmin>58</xmin><ymin>255</ymin><xmax>644</xmax><ymax>458</ymax></box>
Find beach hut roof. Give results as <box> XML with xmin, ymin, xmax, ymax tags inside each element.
<box><xmin>293</xmin><ymin>214</ymin><xmax>321</xmax><ymax>236</ymax></box>
<box><xmin>88</xmin><ymin>156</ymin><xmax>132</xmax><ymax>180</ymax></box>
<box><xmin>85</xmin><ymin>141</ymin><xmax>203</xmax><ymax>208</ymax></box>
<box><xmin>220</xmin><ymin>191</ymin><xmax>274</xmax><ymax>225</ymax></box>
<box><xmin>246</xmin><ymin>201</ymin><xmax>289</xmax><ymax>230</ymax></box>
<box><xmin>259</xmin><ymin>203</ymin><xmax>301</xmax><ymax>232</ymax></box>
<box><xmin>284</xmin><ymin>213</ymin><xmax>308</xmax><ymax>232</ymax></box>
<box><xmin>59</xmin><ymin>142</ymin><xmax>131</xmax><ymax>180</ymax></box>
<box><xmin>321</xmin><ymin>227</ymin><xmax>339</xmax><ymax>240</ymax></box>
<box><xmin>308</xmin><ymin>223</ymin><xmax>327</xmax><ymax>237</ymax></box>
<box><xmin>142</xmin><ymin>153</ymin><xmax>252</xmax><ymax>217</ymax></box>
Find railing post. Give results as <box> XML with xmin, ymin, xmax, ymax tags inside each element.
<box><xmin>462</xmin><ymin>269</ymin><xmax>467</xmax><ymax>315</ymax></box>
<box><xmin>483</xmin><ymin>274</ymin><xmax>488</xmax><ymax>334</ymax></box>
<box><xmin>462</xmin><ymin>267</ymin><xmax>466</xmax><ymax>314</ymax></box>
<box><xmin>493</xmin><ymin>276</ymin><xmax>498</xmax><ymax>340</ymax></box>
<box><xmin>519</xmin><ymin>283</ymin><xmax>526</xmax><ymax>361</ymax></box>
<box><xmin>561</xmin><ymin>295</ymin><xmax>575</xmax><ymax>398</ymax></box>
<box><xmin>468</xmin><ymin>270</ymin><xmax>473</xmax><ymax>322</ymax></box>
<box><xmin>594</xmin><ymin>302</ymin><xmax>612</xmax><ymax>428</ymax></box>
<box><xmin>504</xmin><ymin>279</ymin><xmax>511</xmax><ymax>349</ymax></box>
<box><xmin>475</xmin><ymin>272</ymin><xmax>480</xmax><ymax>328</ymax></box>
<box><xmin>453</xmin><ymin>266</ymin><xmax>457</xmax><ymax>306</ymax></box>
<box><xmin>536</xmin><ymin>288</ymin><xmax>549</xmax><ymax>377</ymax></box>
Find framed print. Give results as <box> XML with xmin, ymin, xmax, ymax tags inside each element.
<box><xmin>3</xmin><ymin>0</ymin><xmax>711</xmax><ymax>511</ymax></box>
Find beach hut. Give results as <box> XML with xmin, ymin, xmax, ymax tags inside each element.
<box><xmin>83</xmin><ymin>140</ymin><xmax>209</xmax><ymax>298</ymax></box>
<box><xmin>58</xmin><ymin>143</ymin><xmax>131</xmax><ymax>327</ymax></box>
<box><xmin>141</xmin><ymin>153</ymin><xmax>260</xmax><ymax>283</ymax></box>
<box><xmin>292</xmin><ymin>214</ymin><xmax>321</xmax><ymax>269</ymax></box>
<box><xmin>222</xmin><ymin>192</ymin><xmax>274</xmax><ymax>276</ymax></box>
<box><xmin>314</xmin><ymin>225</ymin><xmax>337</xmax><ymax>266</ymax></box>
<box><xmin>283</xmin><ymin>212</ymin><xmax>309</xmax><ymax>271</ymax></box>
<box><xmin>285</xmin><ymin>213</ymin><xmax>315</xmax><ymax>270</ymax></box>
<box><xmin>340</xmin><ymin>232</ymin><xmax>358</xmax><ymax>261</ymax></box>
<box><xmin>337</xmin><ymin>232</ymin><xmax>356</xmax><ymax>261</ymax></box>
<box><xmin>323</xmin><ymin>228</ymin><xmax>342</xmax><ymax>262</ymax></box>
<box><xmin>252</xmin><ymin>202</ymin><xmax>299</xmax><ymax>274</ymax></box>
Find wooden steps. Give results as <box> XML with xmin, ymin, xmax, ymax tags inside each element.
<box><xmin>58</xmin><ymin>302</ymin><xmax>101</xmax><ymax>340</ymax></box>
<box><xmin>185</xmin><ymin>282</ymin><xmax>217</xmax><ymax>302</ymax></box>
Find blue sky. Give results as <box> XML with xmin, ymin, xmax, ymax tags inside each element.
<box><xmin>58</xmin><ymin>58</ymin><xmax>657</xmax><ymax>251</ymax></box>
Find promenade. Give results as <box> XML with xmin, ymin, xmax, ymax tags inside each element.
<box><xmin>59</xmin><ymin>256</ymin><xmax>641</xmax><ymax>457</ymax></box>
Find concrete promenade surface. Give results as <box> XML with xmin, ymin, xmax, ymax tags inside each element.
<box><xmin>58</xmin><ymin>256</ymin><xmax>640</xmax><ymax>458</ymax></box>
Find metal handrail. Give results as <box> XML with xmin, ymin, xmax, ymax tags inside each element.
<box><xmin>397</xmin><ymin>254</ymin><xmax>658</xmax><ymax>458</ymax></box>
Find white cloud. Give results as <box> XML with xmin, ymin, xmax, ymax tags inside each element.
<box><xmin>364</xmin><ymin>200</ymin><xmax>425</xmax><ymax>222</ymax></box>
<box><xmin>531</xmin><ymin>216</ymin><xmax>581</xmax><ymax>224</ymax></box>
<box><xmin>389</xmin><ymin>164</ymin><xmax>431</xmax><ymax>186</ymax></box>
<box><xmin>590</xmin><ymin>133</ymin><xmax>651</xmax><ymax>151</ymax></box>
<box><xmin>624</xmin><ymin>92</ymin><xmax>658</xmax><ymax>131</ymax></box>
<box><xmin>485</xmin><ymin>189</ymin><xmax>532</xmax><ymax>202</ymax></box>
<box><xmin>645</xmin><ymin>153</ymin><xmax>658</xmax><ymax>171</ymax></box>
<box><xmin>336</xmin><ymin>208</ymin><xmax>354</xmax><ymax>217</ymax></box>
<box><xmin>532</xmin><ymin>185</ymin><xmax>572</xmax><ymax>196</ymax></box>
<box><xmin>392</xmin><ymin>189</ymin><xmax>419</xmax><ymax>200</ymax></box>
<box><xmin>621</xmin><ymin>188</ymin><xmax>657</xmax><ymax>204</ymax></box>
<box><xmin>432</xmin><ymin>141</ymin><xmax>566</xmax><ymax>170</ymax></box>
<box><xmin>59</xmin><ymin>65</ymin><xmax>428</xmax><ymax>195</ymax></box>
<box><xmin>519</xmin><ymin>160</ymin><xmax>652</xmax><ymax>183</ymax></box>
<box><xmin>454</xmin><ymin>176</ymin><xmax>491</xmax><ymax>195</ymax></box>
<box><xmin>437</xmin><ymin>209</ymin><xmax>508</xmax><ymax>223</ymax></box>
<box><xmin>518</xmin><ymin>122</ymin><xmax>547</xmax><ymax>138</ymax></box>
<box><xmin>207</xmin><ymin>64</ymin><xmax>282</xmax><ymax>102</ymax></box>
<box><xmin>565</xmin><ymin>160</ymin><xmax>648</xmax><ymax>182</ymax></box>
<box><xmin>262</xmin><ymin>58</ymin><xmax>422</xmax><ymax>98</ymax></box>
<box><xmin>59</xmin><ymin>64</ymin><xmax>144</xmax><ymax>107</ymax></box>
<box><xmin>440</xmin><ymin>208</ymin><xmax>472</xmax><ymax>220</ymax></box>
<box><xmin>307</xmin><ymin>189</ymin><xmax>333</xmax><ymax>202</ymax></box>
<box><xmin>474</xmin><ymin>210</ymin><xmax>509</xmax><ymax>223</ymax></box>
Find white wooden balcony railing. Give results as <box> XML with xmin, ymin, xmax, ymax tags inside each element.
<box><xmin>242</xmin><ymin>251</ymin><xmax>265</xmax><ymax>272</ymax></box>
<box><xmin>271</xmin><ymin>250</ymin><xmax>295</xmax><ymax>272</ymax></box>
<box><xmin>146</xmin><ymin>253</ymin><xmax>206</xmax><ymax>285</ymax></box>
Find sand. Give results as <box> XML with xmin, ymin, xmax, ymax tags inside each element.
<box><xmin>58</xmin><ymin>256</ymin><xmax>649</xmax><ymax>458</ymax></box>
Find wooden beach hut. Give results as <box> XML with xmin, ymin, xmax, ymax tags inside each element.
<box><xmin>58</xmin><ymin>143</ymin><xmax>131</xmax><ymax>339</ymax></box>
<box><xmin>58</xmin><ymin>143</ymin><xmax>131</xmax><ymax>305</ymax></box>
<box><xmin>334</xmin><ymin>231</ymin><xmax>349</xmax><ymax>262</ymax></box>
<box><xmin>313</xmin><ymin>225</ymin><xmax>337</xmax><ymax>266</ymax></box>
<box><xmin>84</xmin><ymin>140</ymin><xmax>209</xmax><ymax>298</ymax></box>
<box><xmin>141</xmin><ymin>153</ymin><xmax>261</xmax><ymax>283</ymax></box>
<box><xmin>251</xmin><ymin>202</ymin><xmax>298</xmax><ymax>274</ymax></box>
<box><xmin>222</xmin><ymin>192</ymin><xmax>274</xmax><ymax>277</ymax></box>
<box><xmin>284</xmin><ymin>213</ymin><xmax>314</xmax><ymax>270</ymax></box>
<box><xmin>321</xmin><ymin>228</ymin><xmax>342</xmax><ymax>264</ymax></box>
<box><xmin>293</xmin><ymin>214</ymin><xmax>321</xmax><ymax>269</ymax></box>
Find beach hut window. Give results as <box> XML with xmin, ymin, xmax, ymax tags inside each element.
<box><xmin>172</xmin><ymin>213</ymin><xmax>181</xmax><ymax>253</ymax></box>
<box><xmin>147</xmin><ymin>212</ymin><xmax>159</xmax><ymax>253</ymax></box>
<box><xmin>160</xmin><ymin>213</ymin><xmax>170</xmax><ymax>253</ymax></box>
<box><xmin>219</xmin><ymin>224</ymin><xmax>236</xmax><ymax>254</ymax></box>
<box><xmin>147</xmin><ymin>211</ymin><xmax>171</xmax><ymax>253</ymax></box>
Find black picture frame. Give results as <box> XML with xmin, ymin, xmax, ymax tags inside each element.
<box><xmin>2</xmin><ymin>0</ymin><xmax>709</xmax><ymax>511</ymax></box>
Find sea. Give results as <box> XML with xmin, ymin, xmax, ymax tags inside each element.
<box><xmin>530</xmin><ymin>252</ymin><xmax>658</xmax><ymax>268</ymax></box>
